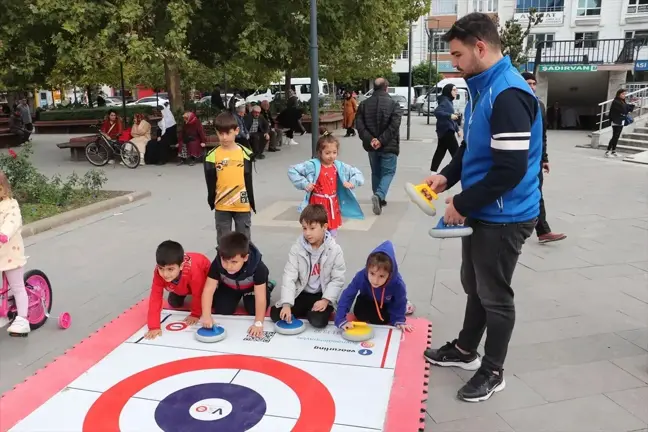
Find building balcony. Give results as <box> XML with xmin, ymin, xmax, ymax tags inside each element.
<box><xmin>533</xmin><ymin>38</ymin><xmax>646</xmax><ymax>67</ymax></box>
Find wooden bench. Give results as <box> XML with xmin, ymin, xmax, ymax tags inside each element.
<box><xmin>34</xmin><ymin>119</ymin><xmax>101</xmax><ymax>134</ymax></box>
<box><xmin>0</xmin><ymin>131</ymin><xmax>22</xmax><ymax>148</ymax></box>
<box><xmin>58</xmin><ymin>133</ymin><xmax>221</xmax><ymax>162</ymax></box>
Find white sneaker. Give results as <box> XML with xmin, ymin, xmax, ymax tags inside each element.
<box><xmin>611</xmin><ymin>151</ymin><xmax>618</xmax><ymax>158</ymax></box>
<box><xmin>604</xmin><ymin>151</ymin><xmax>610</xmax><ymax>158</ymax></box>
<box><xmin>289</xmin><ymin>139</ymin><xmax>299</xmax><ymax>146</ymax></box>
<box><xmin>0</xmin><ymin>316</ymin><xmax>9</xmax><ymax>328</ymax></box>
<box><xmin>7</xmin><ymin>316</ymin><xmax>30</xmax><ymax>335</ymax></box>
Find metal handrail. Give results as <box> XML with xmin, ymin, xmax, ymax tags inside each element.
<box><xmin>597</xmin><ymin>86</ymin><xmax>648</xmax><ymax>132</ymax></box>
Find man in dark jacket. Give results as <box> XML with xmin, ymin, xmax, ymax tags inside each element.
<box><xmin>356</xmin><ymin>78</ymin><xmax>402</xmax><ymax>215</ymax></box>
<box><xmin>244</xmin><ymin>105</ymin><xmax>270</xmax><ymax>159</ymax></box>
<box><xmin>211</xmin><ymin>86</ymin><xmax>225</xmax><ymax>111</ymax></box>
<box><xmin>522</xmin><ymin>72</ymin><xmax>566</xmax><ymax>244</ymax></box>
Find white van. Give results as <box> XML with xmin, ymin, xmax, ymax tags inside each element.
<box><xmin>247</xmin><ymin>78</ymin><xmax>330</xmax><ymax>103</ymax></box>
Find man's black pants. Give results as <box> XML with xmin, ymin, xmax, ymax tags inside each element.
<box><xmin>456</xmin><ymin>218</ymin><xmax>535</xmax><ymax>371</ymax></box>
<box><xmin>535</xmin><ymin>172</ymin><xmax>551</xmax><ymax>237</ymax></box>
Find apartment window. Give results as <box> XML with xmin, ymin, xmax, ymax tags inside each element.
<box><xmin>515</xmin><ymin>0</ymin><xmax>564</xmax><ymax>12</ymax></box>
<box><xmin>627</xmin><ymin>0</ymin><xmax>648</xmax><ymax>13</ymax></box>
<box><xmin>431</xmin><ymin>0</ymin><xmax>458</xmax><ymax>15</ymax></box>
<box><xmin>626</xmin><ymin>30</ymin><xmax>648</xmax><ymax>46</ymax></box>
<box><xmin>395</xmin><ymin>43</ymin><xmax>409</xmax><ymax>60</ymax></box>
<box><xmin>527</xmin><ymin>33</ymin><xmax>555</xmax><ymax>49</ymax></box>
<box><xmin>431</xmin><ymin>31</ymin><xmax>450</xmax><ymax>52</ymax></box>
<box><xmin>473</xmin><ymin>0</ymin><xmax>498</xmax><ymax>12</ymax></box>
<box><xmin>574</xmin><ymin>32</ymin><xmax>598</xmax><ymax>48</ymax></box>
<box><xmin>576</xmin><ymin>0</ymin><xmax>601</xmax><ymax>15</ymax></box>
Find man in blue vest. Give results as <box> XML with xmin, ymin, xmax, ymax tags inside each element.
<box><xmin>422</xmin><ymin>13</ymin><xmax>542</xmax><ymax>402</ymax></box>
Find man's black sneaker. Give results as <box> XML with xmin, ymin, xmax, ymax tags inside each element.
<box><xmin>380</xmin><ymin>199</ymin><xmax>387</xmax><ymax>207</ymax></box>
<box><xmin>457</xmin><ymin>367</ymin><xmax>506</xmax><ymax>402</ymax></box>
<box><xmin>423</xmin><ymin>340</ymin><xmax>481</xmax><ymax>370</ymax></box>
<box><xmin>371</xmin><ymin>194</ymin><xmax>382</xmax><ymax>215</ymax></box>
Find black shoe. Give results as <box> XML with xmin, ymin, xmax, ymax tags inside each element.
<box><xmin>457</xmin><ymin>367</ymin><xmax>506</xmax><ymax>402</ymax></box>
<box><xmin>380</xmin><ymin>200</ymin><xmax>387</xmax><ymax>207</ymax></box>
<box><xmin>423</xmin><ymin>340</ymin><xmax>481</xmax><ymax>370</ymax></box>
<box><xmin>256</xmin><ymin>154</ymin><xmax>266</xmax><ymax>159</ymax></box>
<box><xmin>188</xmin><ymin>157</ymin><xmax>196</xmax><ymax>166</ymax></box>
<box><xmin>371</xmin><ymin>194</ymin><xmax>382</xmax><ymax>215</ymax></box>
<box><xmin>177</xmin><ymin>159</ymin><xmax>185</xmax><ymax>166</ymax></box>
<box><xmin>268</xmin><ymin>148</ymin><xmax>280</xmax><ymax>152</ymax></box>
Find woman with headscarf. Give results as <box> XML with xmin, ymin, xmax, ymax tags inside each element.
<box><xmin>161</xmin><ymin>102</ymin><xmax>178</xmax><ymax>147</ymax></box>
<box><xmin>145</xmin><ymin>106</ymin><xmax>170</xmax><ymax>165</ymax></box>
<box><xmin>342</xmin><ymin>91</ymin><xmax>358</xmax><ymax>137</ymax></box>
<box><xmin>431</xmin><ymin>84</ymin><xmax>461</xmax><ymax>172</ymax></box>
<box><xmin>277</xmin><ymin>95</ymin><xmax>304</xmax><ymax>146</ymax></box>
<box><xmin>178</xmin><ymin>111</ymin><xmax>207</xmax><ymax>166</ymax></box>
<box><xmin>606</xmin><ymin>88</ymin><xmax>635</xmax><ymax>158</ymax></box>
<box><xmin>130</xmin><ymin>112</ymin><xmax>151</xmax><ymax>165</ymax></box>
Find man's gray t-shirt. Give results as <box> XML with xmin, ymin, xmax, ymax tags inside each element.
<box><xmin>20</xmin><ymin>104</ymin><xmax>32</xmax><ymax>124</ymax></box>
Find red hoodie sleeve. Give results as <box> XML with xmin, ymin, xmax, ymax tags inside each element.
<box><xmin>188</xmin><ymin>254</ymin><xmax>211</xmax><ymax>318</ymax></box>
<box><xmin>147</xmin><ymin>271</ymin><xmax>165</xmax><ymax>330</ymax></box>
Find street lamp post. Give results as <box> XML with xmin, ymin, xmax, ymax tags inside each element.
<box><xmin>425</xmin><ymin>18</ymin><xmax>440</xmax><ymax>125</ymax></box>
<box><xmin>406</xmin><ymin>22</ymin><xmax>414</xmax><ymax>140</ymax></box>
<box><xmin>309</xmin><ymin>0</ymin><xmax>319</xmax><ymax>158</ymax></box>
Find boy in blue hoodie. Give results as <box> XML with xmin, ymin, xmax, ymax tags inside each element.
<box><xmin>335</xmin><ymin>241</ymin><xmax>413</xmax><ymax>332</ymax></box>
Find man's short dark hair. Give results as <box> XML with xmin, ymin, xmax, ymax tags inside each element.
<box><xmin>373</xmin><ymin>77</ymin><xmax>389</xmax><ymax>91</ymax></box>
<box><xmin>214</xmin><ymin>111</ymin><xmax>239</xmax><ymax>133</ymax></box>
<box><xmin>366</xmin><ymin>251</ymin><xmax>393</xmax><ymax>274</ymax></box>
<box><xmin>299</xmin><ymin>204</ymin><xmax>329</xmax><ymax>226</ymax></box>
<box><xmin>156</xmin><ymin>240</ymin><xmax>185</xmax><ymax>266</ymax></box>
<box><xmin>218</xmin><ymin>232</ymin><xmax>250</xmax><ymax>259</ymax></box>
<box><xmin>521</xmin><ymin>72</ymin><xmax>536</xmax><ymax>82</ymax></box>
<box><xmin>443</xmin><ymin>13</ymin><xmax>501</xmax><ymax>48</ymax></box>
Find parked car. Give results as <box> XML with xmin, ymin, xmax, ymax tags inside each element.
<box><xmin>390</xmin><ymin>94</ymin><xmax>408</xmax><ymax>114</ymax></box>
<box><xmin>127</xmin><ymin>95</ymin><xmax>169</xmax><ymax>107</ymax></box>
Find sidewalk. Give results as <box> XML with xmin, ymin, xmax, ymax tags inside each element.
<box><xmin>1</xmin><ymin>119</ymin><xmax>647</xmax><ymax>432</ymax></box>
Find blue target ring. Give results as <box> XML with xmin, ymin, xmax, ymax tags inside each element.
<box><xmin>275</xmin><ymin>316</ymin><xmax>304</xmax><ymax>330</ymax></box>
<box><xmin>197</xmin><ymin>326</ymin><xmax>225</xmax><ymax>337</ymax></box>
<box><xmin>154</xmin><ymin>383</ymin><xmax>266</xmax><ymax>432</ymax></box>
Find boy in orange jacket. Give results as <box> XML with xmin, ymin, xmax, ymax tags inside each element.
<box><xmin>145</xmin><ymin>240</ymin><xmax>211</xmax><ymax>340</ymax></box>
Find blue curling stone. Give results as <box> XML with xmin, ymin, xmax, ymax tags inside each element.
<box><xmin>274</xmin><ymin>315</ymin><xmax>306</xmax><ymax>335</ymax></box>
<box><xmin>195</xmin><ymin>325</ymin><xmax>227</xmax><ymax>343</ymax></box>
<box><xmin>429</xmin><ymin>217</ymin><xmax>473</xmax><ymax>239</ymax></box>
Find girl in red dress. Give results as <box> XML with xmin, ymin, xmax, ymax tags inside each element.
<box><xmin>288</xmin><ymin>127</ymin><xmax>365</xmax><ymax>237</ymax></box>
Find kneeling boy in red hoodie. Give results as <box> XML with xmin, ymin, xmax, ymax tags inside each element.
<box><xmin>145</xmin><ymin>240</ymin><xmax>211</xmax><ymax>340</ymax></box>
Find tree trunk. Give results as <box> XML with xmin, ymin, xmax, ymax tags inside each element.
<box><xmin>284</xmin><ymin>68</ymin><xmax>292</xmax><ymax>97</ymax></box>
<box><xmin>86</xmin><ymin>86</ymin><xmax>93</xmax><ymax>108</ymax></box>
<box><xmin>164</xmin><ymin>58</ymin><xmax>183</xmax><ymax>113</ymax></box>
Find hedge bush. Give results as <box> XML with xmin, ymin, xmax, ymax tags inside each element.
<box><xmin>39</xmin><ymin>105</ymin><xmax>154</xmax><ymax>122</ymax></box>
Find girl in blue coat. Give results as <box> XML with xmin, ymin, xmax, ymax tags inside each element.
<box><xmin>288</xmin><ymin>127</ymin><xmax>364</xmax><ymax>237</ymax></box>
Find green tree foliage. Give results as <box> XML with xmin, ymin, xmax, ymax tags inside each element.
<box><xmin>0</xmin><ymin>0</ymin><xmax>58</xmax><ymax>90</ymax></box>
<box><xmin>499</xmin><ymin>9</ymin><xmax>543</xmax><ymax>67</ymax></box>
<box><xmin>411</xmin><ymin>62</ymin><xmax>442</xmax><ymax>86</ymax></box>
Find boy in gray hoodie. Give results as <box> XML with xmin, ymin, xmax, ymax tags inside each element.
<box><xmin>270</xmin><ymin>204</ymin><xmax>346</xmax><ymax>328</ymax></box>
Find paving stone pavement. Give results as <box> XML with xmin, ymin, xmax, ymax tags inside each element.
<box><xmin>1</xmin><ymin>117</ymin><xmax>647</xmax><ymax>432</ymax></box>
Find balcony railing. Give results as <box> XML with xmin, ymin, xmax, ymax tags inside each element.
<box><xmin>533</xmin><ymin>38</ymin><xmax>646</xmax><ymax>66</ymax></box>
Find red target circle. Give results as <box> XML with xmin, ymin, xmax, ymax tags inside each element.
<box><xmin>83</xmin><ymin>355</ymin><xmax>335</xmax><ymax>432</ymax></box>
<box><xmin>165</xmin><ymin>322</ymin><xmax>187</xmax><ymax>332</ymax></box>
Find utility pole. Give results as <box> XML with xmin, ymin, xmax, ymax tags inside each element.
<box><xmin>309</xmin><ymin>0</ymin><xmax>320</xmax><ymax>158</ymax></box>
<box><xmin>406</xmin><ymin>22</ymin><xmax>413</xmax><ymax>140</ymax></box>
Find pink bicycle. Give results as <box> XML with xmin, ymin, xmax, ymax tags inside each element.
<box><xmin>0</xmin><ymin>269</ymin><xmax>69</xmax><ymax>336</ymax></box>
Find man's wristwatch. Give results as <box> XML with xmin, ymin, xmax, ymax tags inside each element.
<box><xmin>254</xmin><ymin>321</ymin><xmax>263</xmax><ymax>328</ymax></box>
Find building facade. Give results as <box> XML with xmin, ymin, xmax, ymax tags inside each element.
<box><xmin>418</xmin><ymin>0</ymin><xmax>647</xmax><ymax>128</ymax></box>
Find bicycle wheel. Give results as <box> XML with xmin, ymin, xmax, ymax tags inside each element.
<box><xmin>85</xmin><ymin>137</ymin><xmax>111</xmax><ymax>166</ymax></box>
<box><xmin>120</xmin><ymin>141</ymin><xmax>141</xmax><ymax>169</ymax></box>
<box><xmin>24</xmin><ymin>269</ymin><xmax>53</xmax><ymax>330</ymax></box>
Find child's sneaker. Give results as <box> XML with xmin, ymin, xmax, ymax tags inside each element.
<box><xmin>611</xmin><ymin>151</ymin><xmax>618</xmax><ymax>157</ymax></box>
<box><xmin>406</xmin><ymin>300</ymin><xmax>415</xmax><ymax>315</ymax></box>
<box><xmin>604</xmin><ymin>151</ymin><xmax>610</xmax><ymax>158</ymax></box>
<box><xmin>424</xmin><ymin>339</ymin><xmax>481</xmax><ymax>370</ymax></box>
<box><xmin>7</xmin><ymin>316</ymin><xmax>30</xmax><ymax>336</ymax></box>
<box><xmin>0</xmin><ymin>316</ymin><xmax>9</xmax><ymax>329</ymax></box>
